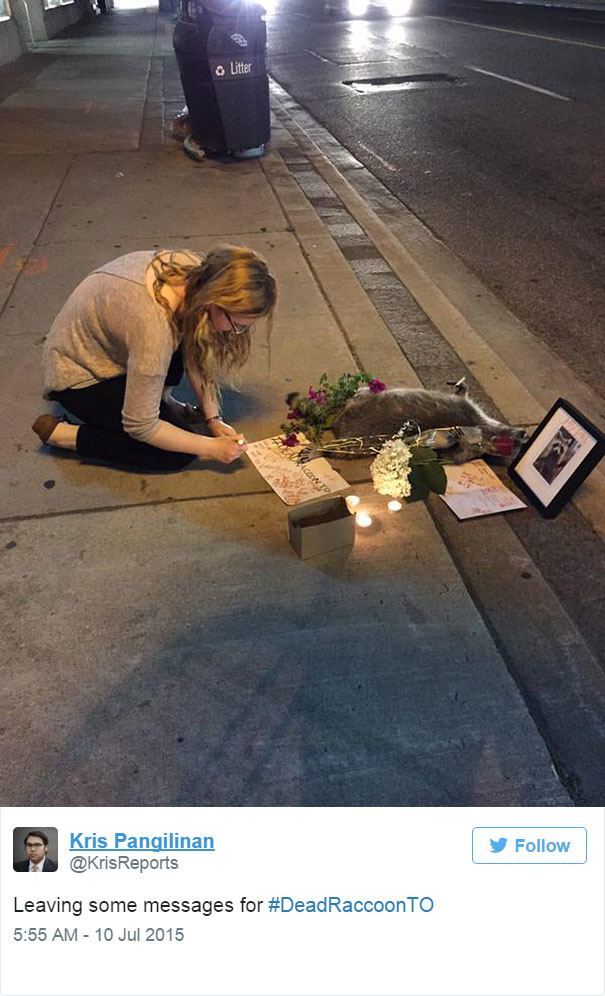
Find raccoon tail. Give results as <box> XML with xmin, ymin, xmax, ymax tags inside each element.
<box><xmin>446</xmin><ymin>377</ymin><xmax>468</xmax><ymax>397</ymax></box>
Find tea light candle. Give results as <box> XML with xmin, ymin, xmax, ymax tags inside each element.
<box><xmin>387</xmin><ymin>500</ymin><xmax>402</xmax><ymax>512</ymax></box>
<box><xmin>356</xmin><ymin>511</ymin><xmax>373</xmax><ymax>528</ymax></box>
<box><xmin>345</xmin><ymin>495</ymin><xmax>360</xmax><ymax>513</ymax></box>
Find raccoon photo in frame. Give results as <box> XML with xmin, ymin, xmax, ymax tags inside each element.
<box><xmin>509</xmin><ymin>398</ymin><xmax>605</xmax><ymax>518</ymax></box>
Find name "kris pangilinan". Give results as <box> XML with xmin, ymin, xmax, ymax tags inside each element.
<box><xmin>69</xmin><ymin>833</ymin><xmax>214</xmax><ymax>851</ymax></box>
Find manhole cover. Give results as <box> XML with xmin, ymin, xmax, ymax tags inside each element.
<box><xmin>343</xmin><ymin>73</ymin><xmax>463</xmax><ymax>94</ymax></box>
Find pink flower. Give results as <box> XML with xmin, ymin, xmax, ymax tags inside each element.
<box><xmin>281</xmin><ymin>433</ymin><xmax>299</xmax><ymax>447</ymax></box>
<box><xmin>368</xmin><ymin>378</ymin><xmax>387</xmax><ymax>393</ymax></box>
<box><xmin>308</xmin><ymin>388</ymin><xmax>327</xmax><ymax>405</ymax></box>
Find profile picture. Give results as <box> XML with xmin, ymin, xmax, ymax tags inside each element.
<box><xmin>13</xmin><ymin>828</ymin><xmax>58</xmax><ymax>872</ymax></box>
<box><xmin>532</xmin><ymin>425</ymin><xmax>581</xmax><ymax>485</ymax></box>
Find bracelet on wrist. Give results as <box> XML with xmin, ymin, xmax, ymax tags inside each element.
<box><xmin>205</xmin><ymin>414</ymin><xmax>222</xmax><ymax>425</ymax></box>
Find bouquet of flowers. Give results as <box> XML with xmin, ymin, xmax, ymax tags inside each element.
<box><xmin>281</xmin><ymin>372</ymin><xmax>387</xmax><ymax>445</ymax></box>
<box><xmin>370</xmin><ymin>430</ymin><xmax>447</xmax><ymax>502</ymax></box>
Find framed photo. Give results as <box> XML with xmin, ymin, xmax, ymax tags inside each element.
<box><xmin>509</xmin><ymin>399</ymin><xmax>605</xmax><ymax>518</ymax></box>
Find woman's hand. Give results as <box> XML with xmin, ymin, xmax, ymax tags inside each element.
<box><xmin>206</xmin><ymin>436</ymin><xmax>247</xmax><ymax>465</ymax></box>
<box><xmin>209</xmin><ymin>419</ymin><xmax>240</xmax><ymax>439</ymax></box>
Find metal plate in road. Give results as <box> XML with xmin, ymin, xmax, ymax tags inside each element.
<box><xmin>343</xmin><ymin>72</ymin><xmax>464</xmax><ymax>93</ymax></box>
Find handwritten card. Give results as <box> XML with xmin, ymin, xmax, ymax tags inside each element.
<box><xmin>246</xmin><ymin>436</ymin><xmax>349</xmax><ymax>506</ymax></box>
<box><xmin>440</xmin><ymin>460</ymin><xmax>526</xmax><ymax>519</ymax></box>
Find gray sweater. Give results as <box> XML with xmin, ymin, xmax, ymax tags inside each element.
<box><xmin>43</xmin><ymin>251</ymin><xmax>198</xmax><ymax>443</ymax></box>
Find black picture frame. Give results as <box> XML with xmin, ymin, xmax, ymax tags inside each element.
<box><xmin>508</xmin><ymin>398</ymin><xmax>605</xmax><ymax>518</ymax></box>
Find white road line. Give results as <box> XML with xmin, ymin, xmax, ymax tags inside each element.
<box><xmin>425</xmin><ymin>14</ymin><xmax>605</xmax><ymax>51</ymax></box>
<box><xmin>305</xmin><ymin>49</ymin><xmax>336</xmax><ymax>64</ymax></box>
<box><xmin>466</xmin><ymin>65</ymin><xmax>572</xmax><ymax>101</ymax></box>
<box><xmin>358</xmin><ymin>142</ymin><xmax>398</xmax><ymax>172</ymax></box>
<box><xmin>565</xmin><ymin>15</ymin><xmax>605</xmax><ymax>24</ymax></box>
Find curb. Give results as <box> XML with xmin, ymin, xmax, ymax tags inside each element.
<box><xmin>259</xmin><ymin>146</ymin><xmax>424</xmax><ymax>388</ymax></box>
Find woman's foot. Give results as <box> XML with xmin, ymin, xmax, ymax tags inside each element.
<box><xmin>32</xmin><ymin>415</ymin><xmax>78</xmax><ymax>450</ymax></box>
<box><xmin>170</xmin><ymin>110</ymin><xmax>190</xmax><ymax>143</ymax></box>
<box><xmin>183</xmin><ymin>134</ymin><xmax>206</xmax><ymax>163</ymax></box>
<box><xmin>162</xmin><ymin>392</ymin><xmax>203</xmax><ymax>425</ymax></box>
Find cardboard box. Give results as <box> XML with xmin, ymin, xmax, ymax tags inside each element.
<box><xmin>287</xmin><ymin>496</ymin><xmax>355</xmax><ymax>560</ymax></box>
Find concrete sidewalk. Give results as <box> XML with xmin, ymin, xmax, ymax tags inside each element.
<box><xmin>0</xmin><ymin>7</ymin><xmax>600</xmax><ymax>806</ymax></box>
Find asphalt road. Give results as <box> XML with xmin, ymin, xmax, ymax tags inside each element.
<box><xmin>267</xmin><ymin>0</ymin><xmax>605</xmax><ymax>397</ymax></box>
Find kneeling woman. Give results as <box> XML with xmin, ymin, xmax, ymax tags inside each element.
<box><xmin>33</xmin><ymin>245</ymin><xmax>277</xmax><ymax>471</ymax></box>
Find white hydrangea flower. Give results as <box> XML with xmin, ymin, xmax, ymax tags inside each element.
<box><xmin>370</xmin><ymin>437</ymin><xmax>413</xmax><ymax>499</ymax></box>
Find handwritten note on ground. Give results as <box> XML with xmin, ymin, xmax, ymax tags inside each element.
<box><xmin>440</xmin><ymin>460</ymin><xmax>526</xmax><ymax>520</ymax></box>
<box><xmin>246</xmin><ymin>436</ymin><xmax>349</xmax><ymax>506</ymax></box>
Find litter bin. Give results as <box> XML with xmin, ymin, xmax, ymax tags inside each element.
<box><xmin>173</xmin><ymin>0</ymin><xmax>270</xmax><ymax>157</ymax></box>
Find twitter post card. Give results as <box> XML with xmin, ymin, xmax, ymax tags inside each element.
<box><xmin>0</xmin><ymin>807</ymin><xmax>603</xmax><ymax>996</ymax></box>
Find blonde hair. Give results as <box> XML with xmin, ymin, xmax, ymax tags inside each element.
<box><xmin>149</xmin><ymin>245</ymin><xmax>277</xmax><ymax>400</ymax></box>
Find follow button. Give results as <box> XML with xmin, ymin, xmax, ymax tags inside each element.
<box><xmin>472</xmin><ymin>826</ymin><xmax>587</xmax><ymax>864</ymax></box>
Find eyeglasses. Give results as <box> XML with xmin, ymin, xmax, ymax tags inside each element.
<box><xmin>222</xmin><ymin>309</ymin><xmax>252</xmax><ymax>336</ymax></box>
<box><xmin>26</xmin><ymin>843</ymin><xmax>45</xmax><ymax>849</ymax></box>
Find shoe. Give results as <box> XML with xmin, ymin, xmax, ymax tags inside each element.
<box><xmin>183</xmin><ymin>134</ymin><xmax>206</xmax><ymax>163</ymax></box>
<box><xmin>170</xmin><ymin>110</ymin><xmax>190</xmax><ymax>143</ymax></box>
<box><xmin>32</xmin><ymin>414</ymin><xmax>63</xmax><ymax>444</ymax></box>
<box><xmin>162</xmin><ymin>397</ymin><xmax>203</xmax><ymax>425</ymax></box>
<box><xmin>183</xmin><ymin>403</ymin><xmax>204</xmax><ymax>424</ymax></box>
<box><xmin>232</xmin><ymin>145</ymin><xmax>265</xmax><ymax>159</ymax></box>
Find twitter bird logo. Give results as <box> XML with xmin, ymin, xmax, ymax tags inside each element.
<box><xmin>490</xmin><ymin>837</ymin><xmax>507</xmax><ymax>853</ymax></box>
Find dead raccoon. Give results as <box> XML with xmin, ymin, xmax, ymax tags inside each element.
<box><xmin>333</xmin><ymin>379</ymin><xmax>525</xmax><ymax>449</ymax></box>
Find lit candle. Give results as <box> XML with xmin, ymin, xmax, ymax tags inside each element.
<box><xmin>345</xmin><ymin>495</ymin><xmax>360</xmax><ymax>513</ymax></box>
<box><xmin>356</xmin><ymin>511</ymin><xmax>372</xmax><ymax>528</ymax></box>
<box><xmin>387</xmin><ymin>500</ymin><xmax>402</xmax><ymax>512</ymax></box>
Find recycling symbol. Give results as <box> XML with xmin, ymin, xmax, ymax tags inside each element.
<box><xmin>215</xmin><ymin>65</ymin><xmax>225</xmax><ymax>77</ymax></box>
